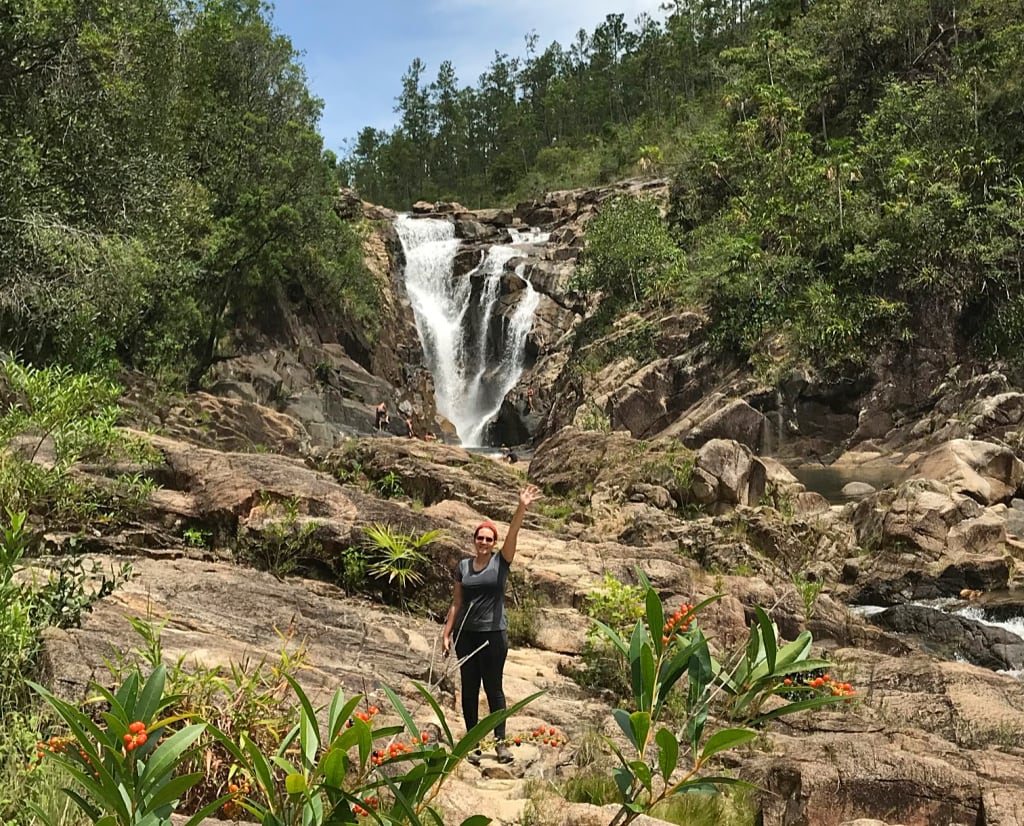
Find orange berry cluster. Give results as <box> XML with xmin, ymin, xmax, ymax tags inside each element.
<box><xmin>221</xmin><ymin>776</ymin><xmax>252</xmax><ymax>818</ymax></box>
<box><xmin>506</xmin><ymin>726</ymin><xmax>567</xmax><ymax>748</ymax></box>
<box><xmin>31</xmin><ymin>735</ymin><xmax>97</xmax><ymax>776</ymax></box>
<box><xmin>345</xmin><ymin>705</ymin><xmax>380</xmax><ymax>727</ymax></box>
<box><xmin>370</xmin><ymin>734</ymin><xmax>427</xmax><ymax>766</ymax></box>
<box><xmin>352</xmin><ymin>797</ymin><xmax>380</xmax><ymax>816</ymax></box>
<box><xmin>123</xmin><ymin>721</ymin><xmax>148</xmax><ymax>752</ymax></box>
<box><xmin>661</xmin><ymin>602</ymin><xmax>695</xmax><ymax>645</ymax></box>
<box><xmin>783</xmin><ymin>674</ymin><xmax>856</xmax><ymax>702</ymax></box>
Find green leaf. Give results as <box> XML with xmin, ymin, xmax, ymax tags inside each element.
<box><xmin>613</xmin><ymin>765</ymin><xmax>634</xmax><ymax>802</ymax></box>
<box><xmin>328</xmin><ymin>691</ymin><xmax>360</xmax><ymax>740</ymax></box>
<box><xmin>655</xmin><ymin>727</ymin><xmax>679</xmax><ymax>782</ymax></box>
<box><xmin>413</xmin><ymin>681</ymin><xmax>454</xmax><ymax>746</ymax></box>
<box><xmin>136</xmin><ymin>663</ymin><xmax>168</xmax><ymax>723</ymax></box>
<box><xmin>144</xmin><ymin>772</ymin><xmax>205</xmax><ymax>812</ymax></box>
<box><xmin>629</xmin><ymin>711</ymin><xmax>651</xmax><ymax>755</ymax></box>
<box><xmin>590</xmin><ymin>617</ymin><xmax>629</xmax><ymax>658</ymax></box>
<box><xmin>628</xmin><ymin>760</ymin><xmax>653</xmax><ymax>792</ymax></box>
<box><xmin>138</xmin><ymin>723</ymin><xmax>207</xmax><ymax>795</ymax></box>
<box><xmin>746</xmin><ymin>692</ymin><xmax>849</xmax><ymax>727</ymax></box>
<box><xmin>645</xmin><ymin>589</ymin><xmax>665</xmax><ymax>656</ymax></box>
<box><xmin>459</xmin><ymin>817</ymin><xmax>491</xmax><ymax>826</ymax></box>
<box><xmin>699</xmin><ymin>728</ymin><xmax>757</xmax><ymax>762</ymax></box>
<box><xmin>383</xmin><ymin>683</ymin><xmax>420</xmax><ymax>740</ymax></box>
<box><xmin>283</xmin><ymin>673</ymin><xmax>322</xmax><ymax>770</ymax></box>
<box><xmin>285</xmin><ymin>773</ymin><xmax>307</xmax><ymax>794</ymax></box>
<box><xmin>322</xmin><ymin>747</ymin><xmax>348</xmax><ymax>789</ymax></box>
<box><xmin>628</xmin><ymin>622</ymin><xmax>648</xmax><ymax>708</ymax></box>
<box><xmin>612</xmin><ymin>709</ymin><xmax>638</xmax><ymax>749</ymax></box>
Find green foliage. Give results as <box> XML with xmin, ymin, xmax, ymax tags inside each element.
<box><xmin>0</xmin><ymin>359</ymin><xmax>159</xmax><ymax>526</ymax></box>
<box><xmin>236</xmin><ymin>496</ymin><xmax>322</xmax><ymax>579</ymax></box>
<box><xmin>373</xmin><ymin>471</ymin><xmax>406</xmax><ymax>499</ymax></box>
<box><xmin>573</xmin><ymin>576</ymin><xmax>647</xmax><ymax>699</ymax></box>
<box><xmin>572</xmin><ymin>196</ymin><xmax>683</xmax><ymax>305</ymax></box>
<box><xmin>590</xmin><ymin>573</ymin><xmax>850</xmax><ymax>826</ymax></box>
<box><xmin>0</xmin><ymin>0</ymin><xmax>375</xmax><ymax>384</ymax></box>
<box><xmin>361</xmin><ymin>524</ymin><xmax>443</xmax><ymax>607</ymax></box>
<box><xmin>506</xmin><ymin>570</ymin><xmax>542</xmax><ymax>647</ymax></box>
<box><xmin>29</xmin><ymin>666</ymin><xmax>222</xmax><ymax>826</ymax></box>
<box><xmin>578</xmin><ymin>404</ymin><xmax>612</xmax><ymax>433</ymax></box>
<box><xmin>339</xmin><ymin>546</ymin><xmax>370</xmax><ymax>593</ymax></box>
<box><xmin>792</xmin><ymin>572</ymin><xmax>825</xmax><ymax>622</ymax></box>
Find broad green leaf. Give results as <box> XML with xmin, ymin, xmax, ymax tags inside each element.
<box><xmin>747</xmin><ymin>692</ymin><xmax>849</xmax><ymax>727</ymax></box>
<box><xmin>285</xmin><ymin>772</ymin><xmax>307</xmax><ymax>794</ymax></box>
<box><xmin>136</xmin><ymin>663</ymin><xmax>168</xmax><ymax>723</ymax></box>
<box><xmin>645</xmin><ymin>589</ymin><xmax>665</xmax><ymax>656</ymax></box>
<box><xmin>322</xmin><ymin>747</ymin><xmax>348</xmax><ymax>789</ymax></box>
<box><xmin>612</xmin><ymin>708</ymin><xmax>638</xmax><ymax>749</ymax></box>
<box><xmin>629</xmin><ymin>759</ymin><xmax>653</xmax><ymax>791</ymax></box>
<box><xmin>655</xmin><ymin>727</ymin><xmax>679</xmax><ymax>782</ymax></box>
<box><xmin>639</xmin><ymin>642</ymin><xmax>656</xmax><ymax>714</ymax></box>
<box><xmin>242</xmin><ymin>734</ymin><xmax>277</xmax><ymax>803</ymax></box>
<box><xmin>138</xmin><ymin>723</ymin><xmax>206</xmax><ymax>795</ymax></box>
<box><xmin>383</xmin><ymin>683</ymin><xmax>420</xmax><ymax>739</ymax></box>
<box><xmin>613</xmin><ymin>765</ymin><xmax>634</xmax><ymax>801</ymax></box>
<box><xmin>774</xmin><ymin>631</ymin><xmax>813</xmax><ymax>668</ymax></box>
<box><xmin>629</xmin><ymin>711</ymin><xmax>651</xmax><ymax>755</ymax></box>
<box><xmin>459</xmin><ymin>816</ymin><xmax>491</xmax><ymax>826</ymax></box>
<box><xmin>144</xmin><ymin>772</ymin><xmax>204</xmax><ymax>812</ymax></box>
<box><xmin>283</xmin><ymin>673</ymin><xmax>322</xmax><ymax>769</ymax></box>
<box><xmin>699</xmin><ymin>728</ymin><xmax>757</xmax><ymax>763</ymax></box>
<box><xmin>328</xmin><ymin>691</ymin><xmax>360</xmax><ymax>740</ymax></box>
<box><xmin>628</xmin><ymin>622</ymin><xmax>648</xmax><ymax>707</ymax></box>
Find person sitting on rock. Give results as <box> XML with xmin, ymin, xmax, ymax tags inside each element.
<box><xmin>424</xmin><ymin>431</ymin><xmax>437</xmax><ymax>443</ymax></box>
<box><xmin>404</xmin><ymin>414</ymin><xmax>415</xmax><ymax>438</ymax></box>
<box><xmin>374</xmin><ymin>402</ymin><xmax>390</xmax><ymax>432</ymax></box>
<box><xmin>442</xmin><ymin>485</ymin><xmax>542</xmax><ymax>765</ymax></box>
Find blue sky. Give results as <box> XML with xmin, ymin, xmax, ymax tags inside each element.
<box><xmin>269</xmin><ymin>0</ymin><xmax>666</xmax><ymax>154</ymax></box>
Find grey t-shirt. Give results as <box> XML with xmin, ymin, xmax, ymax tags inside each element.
<box><xmin>453</xmin><ymin>553</ymin><xmax>510</xmax><ymax>632</ymax></box>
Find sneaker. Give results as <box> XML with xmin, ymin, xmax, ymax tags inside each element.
<box><xmin>495</xmin><ymin>743</ymin><xmax>513</xmax><ymax>763</ymax></box>
<box><xmin>466</xmin><ymin>750</ymin><xmax>482</xmax><ymax>766</ymax></box>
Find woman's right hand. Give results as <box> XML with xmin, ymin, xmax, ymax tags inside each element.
<box><xmin>442</xmin><ymin>634</ymin><xmax>451</xmax><ymax>656</ymax></box>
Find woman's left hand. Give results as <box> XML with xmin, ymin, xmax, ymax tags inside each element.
<box><xmin>519</xmin><ymin>484</ymin><xmax>542</xmax><ymax>508</ymax></box>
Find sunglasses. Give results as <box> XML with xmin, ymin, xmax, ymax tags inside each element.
<box><xmin>474</xmin><ymin>535</ymin><xmax>496</xmax><ymax>544</ymax></box>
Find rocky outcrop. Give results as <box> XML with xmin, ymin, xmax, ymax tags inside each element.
<box><xmin>868</xmin><ymin>603</ymin><xmax>1024</xmax><ymax>670</ymax></box>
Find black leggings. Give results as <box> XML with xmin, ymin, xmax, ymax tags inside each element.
<box><xmin>454</xmin><ymin>629</ymin><xmax>509</xmax><ymax>739</ymax></box>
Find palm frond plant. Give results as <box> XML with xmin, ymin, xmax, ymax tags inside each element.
<box><xmin>362</xmin><ymin>524</ymin><xmax>444</xmax><ymax>608</ymax></box>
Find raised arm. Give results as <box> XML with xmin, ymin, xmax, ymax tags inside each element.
<box><xmin>500</xmin><ymin>484</ymin><xmax>542</xmax><ymax>564</ymax></box>
<box><xmin>442</xmin><ymin>581</ymin><xmax>464</xmax><ymax>655</ymax></box>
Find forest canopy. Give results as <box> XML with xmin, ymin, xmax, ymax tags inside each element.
<box><xmin>1</xmin><ymin>0</ymin><xmax>1023</xmax><ymax>380</ymax></box>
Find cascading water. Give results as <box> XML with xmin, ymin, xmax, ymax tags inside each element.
<box><xmin>395</xmin><ymin>215</ymin><xmax>546</xmax><ymax>446</ymax></box>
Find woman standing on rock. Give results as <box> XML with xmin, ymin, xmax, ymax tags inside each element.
<box><xmin>442</xmin><ymin>484</ymin><xmax>542</xmax><ymax>764</ymax></box>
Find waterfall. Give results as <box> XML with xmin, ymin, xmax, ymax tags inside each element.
<box><xmin>395</xmin><ymin>215</ymin><xmax>546</xmax><ymax>446</ymax></box>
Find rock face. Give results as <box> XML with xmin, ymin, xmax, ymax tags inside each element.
<box><xmin>868</xmin><ymin>603</ymin><xmax>1024</xmax><ymax>670</ymax></box>
<box><xmin>30</xmin><ymin>414</ymin><xmax>1024</xmax><ymax>826</ymax></box>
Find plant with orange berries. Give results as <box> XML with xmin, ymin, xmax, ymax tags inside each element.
<box><xmin>27</xmin><ymin>663</ymin><xmax>232</xmax><ymax>826</ymax></box>
<box><xmin>207</xmin><ymin>674</ymin><xmax>541</xmax><ymax>826</ymax></box>
<box><xmin>590</xmin><ymin>571</ymin><xmax>851</xmax><ymax>826</ymax></box>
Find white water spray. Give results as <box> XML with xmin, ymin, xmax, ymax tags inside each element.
<box><xmin>395</xmin><ymin>215</ymin><xmax>546</xmax><ymax>445</ymax></box>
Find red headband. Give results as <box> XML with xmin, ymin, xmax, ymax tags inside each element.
<box><xmin>474</xmin><ymin>521</ymin><xmax>499</xmax><ymax>541</ymax></box>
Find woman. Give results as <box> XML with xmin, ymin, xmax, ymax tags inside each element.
<box><xmin>442</xmin><ymin>484</ymin><xmax>542</xmax><ymax>763</ymax></box>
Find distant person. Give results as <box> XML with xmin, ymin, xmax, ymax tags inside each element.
<box><xmin>404</xmin><ymin>414</ymin><xmax>416</xmax><ymax>438</ymax></box>
<box><xmin>526</xmin><ymin>387</ymin><xmax>535</xmax><ymax>413</ymax></box>
<box><xmin>503</xmin><ymin>446</ymin><xmax>518</xmax><ymax>464</ymax></box>
<box><xmin>425</xmin><ymin>431</ymin><xmax>437</xmax><ymax>443</ymax></box>
<box><xmin>442</xmin><ymin>484</ymin><xmax>543</xmax><ymax>764</ymax></box>
<box><xmin>375</xmin><ymin>402</ymin><xmax>390</xmax><ymax>432</ymax></box>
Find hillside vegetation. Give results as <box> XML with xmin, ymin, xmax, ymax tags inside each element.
<box><xmin>349</xmin><ymin>0</ymin><xmax>1024</xmax><ymax>370</ymax></box>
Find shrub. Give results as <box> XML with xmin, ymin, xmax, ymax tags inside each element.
<box><xmin>236</xmin><ymin>496</ymin><xmax>322</xmax><ymax>579</ymax></box>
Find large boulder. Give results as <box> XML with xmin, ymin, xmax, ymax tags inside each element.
<box><xmin>900</xmin><ymin>439</ymin><xmax>1024</xmax><ymax>505</ymax></box>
